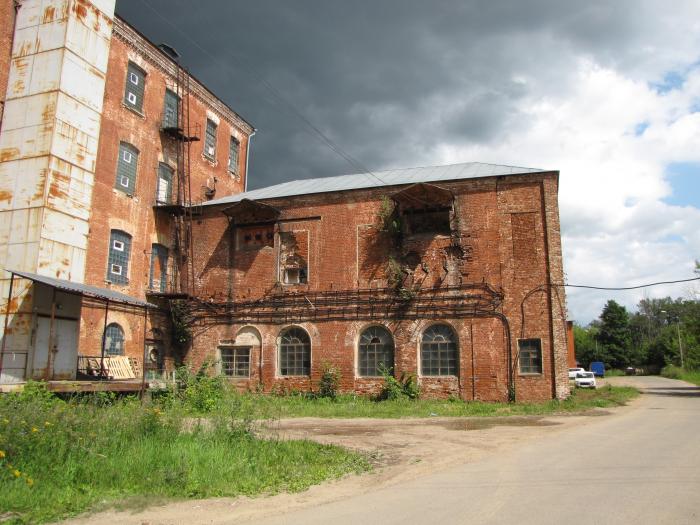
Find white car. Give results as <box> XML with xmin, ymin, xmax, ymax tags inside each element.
<box><xmin>568</xmin><ymin>367</ymin><xmax>585</xmax><ymax>379</ymax></box>
<box><xmin>575</xmin><ymin>371</ymin><xmax>597</xmax><ymax>388</ymax></box>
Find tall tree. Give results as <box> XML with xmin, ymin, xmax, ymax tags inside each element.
<box><xmin>598</xmin><ymin>300</ymin><xmax>633</xmax><ymax>368</ymax></box>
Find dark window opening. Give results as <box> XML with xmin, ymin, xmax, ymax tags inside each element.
<box><xmin>403</xmin><ymin>206</ymin><xmax>452</xmax><ymax>235</ymax></box>
<box><xmin>518</xmin><ymin>339</ymin><xmax>543</xmax><ymax>374</ymax></box>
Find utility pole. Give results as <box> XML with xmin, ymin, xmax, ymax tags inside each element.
<box><xmin>677</xmin><ymin>321</ymin><xmax>685</xmax><ymax>370</ymax></box>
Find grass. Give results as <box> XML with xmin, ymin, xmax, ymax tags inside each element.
<box><xmin>0</xmin><ymin>379</ymin><xmax>638</xmax><ymax>523</ymax></box>
<box><xmin>661</xmin><ymin>365</ymin><xmax>700</xmax><ymax>386</ymax></box>
<box><xmin>222</xmin><ymin>385</ymin><xmax>639</xmax><ymax>419</ymax></box>
<box><xmin>0</xmin><ymin>384</ymin><xmax>370</xmax><ymax>524</ymax></box>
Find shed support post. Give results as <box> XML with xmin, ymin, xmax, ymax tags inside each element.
<box><xmin>0</xmin><ymin>273</ymin><xmax>15</xmax><ymax>381</ymax></box>
<box><xmin>100</xmin><ymin>300</ymin><xmax>110</xmax><ymax>378</ymax></box>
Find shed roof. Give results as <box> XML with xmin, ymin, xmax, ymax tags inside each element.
<box><xmin>205</xmin><ymin>161</ymin><xmax>548</xmax><ymax>207</ymax></box>
<box><xmin>9</xmin><ymin>270</ymin><xmax>156</xmax><ymax>308</ymax></box>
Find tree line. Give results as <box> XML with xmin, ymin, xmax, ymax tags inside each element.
<box><xmin>573</xmin><ymin>265</ymin><xmax>699</xmax><ymax>372</ymax></box>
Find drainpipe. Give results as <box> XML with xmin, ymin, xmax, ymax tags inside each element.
<box><xmin>244</xmin><ymin>129</ymin><xmax>256</xmax><ymax>192</ymax></box>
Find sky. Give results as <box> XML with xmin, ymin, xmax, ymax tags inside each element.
<box><xmin>116</xmin><ymin>0</ymin><xmax>700</xmax><ymax>323</ymax></box>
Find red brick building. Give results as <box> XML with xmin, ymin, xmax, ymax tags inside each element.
<box><xmin>0</xmin><ymin>0</ymin><xmax>254</xmax><ymax>386</ymax></box>
<box><xmin>182</xmin><ymin>163</ymin><xmax>571</xmax><ymax>402</ymax></box>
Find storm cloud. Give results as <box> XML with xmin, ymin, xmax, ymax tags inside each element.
<box><xmin>116</xmin><ymin>0</ymin><xmax>700</xmax><ymax>322</ymax></box>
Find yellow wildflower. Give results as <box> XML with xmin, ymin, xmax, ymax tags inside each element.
<box><xmin>26</xmin><ymin>477</ymin><xmax>33</xmax><ymax>486</ymax></box>
<box><xmin>31</xmin><ymin>427</ymin><xmax>39</xmax><ymax>433</ymax></box>
<box><xmin>44</xmin><ymin>421</ymin><xmax>52</xmax><ymax>427</ymax></box>
<box><xmin>0</xmin><ymin>450</ymin><xmax>5</xmax><ymax>458</ymax></box>
<box><xmin>13</xmin><ymin>469</ymin><xmax>20</xmax><ymax>478</ymax></box>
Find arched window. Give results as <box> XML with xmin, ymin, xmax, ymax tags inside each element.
<box><xmin>107</xmin><ymin>230</ymin><xmax>132</xmax><ymax>285</ymax></box>
<box><xmin>421</xmin><ymin>324</ymin><xmax>458</xmax><ymax>376</ymax></box>
<box><xmin>358</xmin><ymin>326</ymin><xmax>394</xmax><ymax>377</ymax></box>
<box><xmin>115</xmin><ymin>142</ymin><xmax>139</xmax><ymax>194</ymax></box>
<box><xmin>104</xmin><ymin>323</ymin><xmax>125</xmax><ymax>356</ymax></box>
<box><xmin>278</xmin><ymin>327</ymin><xmax>311</xmax><ymax>376</ymax></box>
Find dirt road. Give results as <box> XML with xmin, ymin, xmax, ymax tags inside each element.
<box><xmin>65</xmin><ymin>376</ymin><xmax>700</xmax><ymax>525</ymax></box>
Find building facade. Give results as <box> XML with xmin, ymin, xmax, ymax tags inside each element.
<box><xmin>0</xmin><ymin>0</ymin><xmax>254</xmax><ymax>384</ymax></box>
<box><xmin>180</xmin><ymin>164</ymin><xmax>571</xmax><ymax>402</ymax></box>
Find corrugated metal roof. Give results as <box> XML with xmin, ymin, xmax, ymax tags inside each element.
<box><xmin>205</xmin><ymin>162</ymin><xmax>547</xmax><ymax>207</ymax></box>
<box><xmin>10</xmin><ymin>270</ymin><xmax>156</xmax><ymax>308</ymax></box>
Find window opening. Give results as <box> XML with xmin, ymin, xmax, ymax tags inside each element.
<box><xmin>162</xmin><ymin>89</ymin><xmax>179</xmax><ymax>129</ymax></box>
<box><xmin>204</xmin><ymin>119</ymin><xmax>217</xmax><ymax>159</ymax></box>
<box><xmin>518</xmin><ymin>339</ymin><xmax>543</xmax><ymax>374</ymax></box>
<box><xmin>220</xmin><ymin>347</ymin><xmax>251</xmax><ymax>378</ymax></box>
<box><xmin>421</xmin><ymin>324</ymin><xmax>458</xmax><ymax>376</ymax></box>
<box><xmin>279</xmin><ymin>327</ymin><xmax>311</xmax><ymax>376</ymax></box>
<box><xmin>104</xmin><ymin>323</ymin><xmax>125</xmax><ymax>356</ymax></box>
<box><xmin>358</xmin><ymin>326</ymin><xmax>394</xmax><ymax>377</ymax></box>
<box><xmin>149</xmin><ymin>244</ymin><xmax>169</xmax><ymax>292</ymax></box>
<box><xmin>228</xmin><ymin>136</ymin><xmax>240</xmax><ymax>173</ymax></box>
<box><xmin>115</xmin><ymin>142</ymin><xmax>138</xmax><ymax>194</ymax></box>
<box><xmin>107</xmin><ymin>230</ymin><xmax>131</xmax><ymax>284</ymax></box>
<box><xmin>123</xmin><ymin>62</ymin><xmax>145</xmax><ymax>111</ymax></box>
<box><xmin>156</xmin><ymin>163</ymin><xmax>173</xmax><ymax>204</ymax></box>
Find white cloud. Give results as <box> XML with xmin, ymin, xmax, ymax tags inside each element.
<box><xmin>436</xmin><ymin>58</ymin><xmax>700</xmax><ymax>323</ymax></box>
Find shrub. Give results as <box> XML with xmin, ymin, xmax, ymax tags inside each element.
<box><xmin>318</xmin><ymin>363</ymin><xmax>341</xmax><ymax>399</ymax></box>
<box><xmin>660</xmin><ymin>364</ymin><xmax>683</xmax><ymax>379</ymax></box>
<box><xmin>176</xmin><ymin>364</ymin><xmax>227</xmax><ymax>413</ymax></box>
<box><xmin>377</xmin><ymin>366</ymin><xmax>420</xmax><ymax>400</ymax></box>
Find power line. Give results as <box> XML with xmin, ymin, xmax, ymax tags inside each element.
<box><xmin>556</xmin><ymin>276</ymin><xmax>700</xmax><ymax>291</ymax></box>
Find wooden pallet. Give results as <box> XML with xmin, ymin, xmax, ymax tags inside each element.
<box><xmin>105</xmin><ymin>356</ymin><xmax>136</xmax><ymax>380</ymax></box>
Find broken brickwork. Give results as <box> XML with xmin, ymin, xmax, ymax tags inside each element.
<box><xmin>182</xmin><ymin>171</ymin><xmax>570</xmax><ymax>402</ymax></box>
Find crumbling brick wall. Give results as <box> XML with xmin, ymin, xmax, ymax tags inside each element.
<box><xmin>184</xmin><ymin>171</ymin><xmax>568</xmax><ymax>402</ymax></box>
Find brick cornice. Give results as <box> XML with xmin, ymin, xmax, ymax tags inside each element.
<box><xmin>113</xmin><ymin>17</ymin><xmax>254</xmax><ymax>135</ymax></box>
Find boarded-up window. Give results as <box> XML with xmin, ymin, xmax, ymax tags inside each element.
<box><xmin>204</xmin><ymin>119</ymin><xmax>217</xmax><ymax>160</ymax></box>
<box><xmin>357</xmin><ymin>225</ymin><xmax>390</xmax><ymax>282</ymax></box>
<box><xmin>228</xmin><ymin>136</ymin><xmax>240</xmax><ymax>173</ymax></box>
<box><xmin>107</xmin><ymin>230</ymin><xmax>132</xmax><ymax>285</ymax></box>
<box><xmin>156</xmin><ymin>163</ymin><xmax>173</xmax><ymax>204</ymax></box>
<box><xmin>124</xmin><ymin>62</ymin><xmax>145</xmax><ymax>112</ymax></box>
<box><xmin>115</xmin><ymin>142</ymin><xmax>139</xmax><ymax>194</ymax></box>
<box><xmin>150</xmin><ymin>243</ymin><xmax>169</xmax><ymax>292</ymax></box>
<box><xmin>162</xmin><ymin>89</ymin><xmax>179</xmax><ymax>128</ymax></box>
<box><xmin>511</xmin><ymin>213</ymin><xmax>537</xmax><ymax>262</ymax></box>
<box><xmin>238</xmin><ymin>225</ymin><xmax>274</xmax><ymax>250</ymax></box>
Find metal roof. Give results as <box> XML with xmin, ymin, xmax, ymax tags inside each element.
<box><xmin>205</xmin><ymin>162</ymin><xmax>548</xmax><ymax>207</ymax></box>
<box><xmin>9</xmin><ymin>270</ymin><xmax>157</xmax><ymax>308</ymax></box>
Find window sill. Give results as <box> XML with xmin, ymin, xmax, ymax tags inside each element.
<box><xmin>122</xmin><ymin>103</ymin><xmax>146</xmax><ymax>119</ymax></box>
<box><xmin>202</xmin><ymin>154</ymin><xmax>218</xmax><ymax>166</ymax></box>
<box><xmin>420</xmin><ymin>374</ymin><xmax>458</xmax><ymax>378</ymax></box>
<box><xmin>518</xmin><ymin>372</ymin><xmax>544</xmax><ymax>377</ymax></box>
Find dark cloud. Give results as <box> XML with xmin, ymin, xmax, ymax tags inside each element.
<box><xmin>116</xmin><ymin>0</ymin><xmax>692</xmax><ymax>189</ymax></box>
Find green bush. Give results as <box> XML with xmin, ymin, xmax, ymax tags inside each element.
<box><xmin>378</xmin><ymin>367</ymin><xmax>420</xmax><ymax>400</ymax></box>
<box><xmin>318</xmin><ymin>363</ymin><xmax>341</xmax><ymax>399</ymax></box>
<box><xmin>661</xmin><ymin>364</ymin><xmax>683</xmax><ymax>379</ymax></box>
<box><xmin>176</xmin><ymin>364</ymin><xmax>227</xmax><ymax>412</ymax></box>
